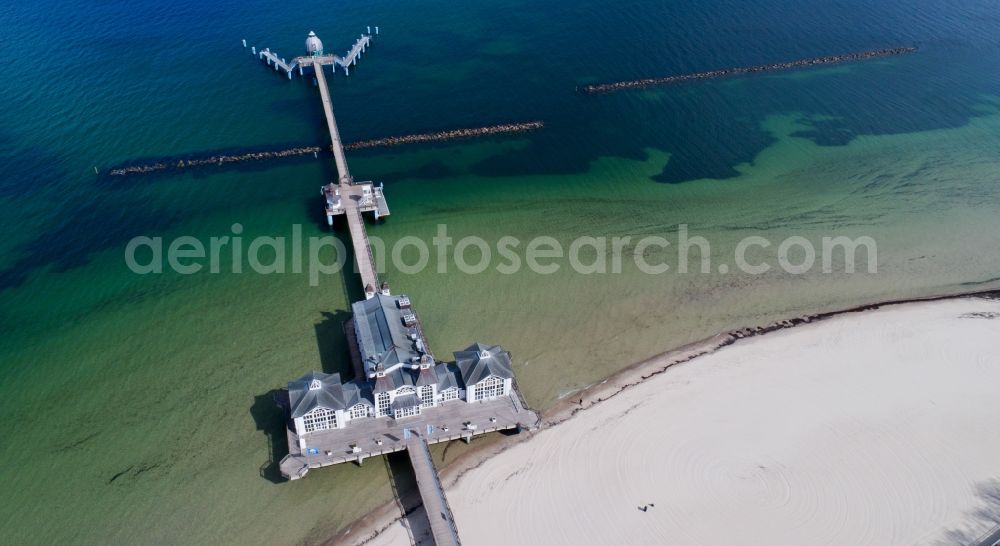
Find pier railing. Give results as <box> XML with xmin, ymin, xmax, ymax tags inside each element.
<box><xmin>251</xmin><ymin>32</ymin><xmax>374</xmax><ymax>79</ymax></box>
<box><xmin>407</xmin><ymin>438</ymin><xmax>463</xmax><ymax>546</ymax></box>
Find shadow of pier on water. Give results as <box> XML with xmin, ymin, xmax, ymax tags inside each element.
<box><xmin>250</xmin><ymin>389</ymin><xmax>290</xmax><ymax>484</ymax></box>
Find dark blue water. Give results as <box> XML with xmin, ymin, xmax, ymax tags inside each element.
<box><xmin>2</xmin><ymin>0</ymin><xmax>1000</xmax><ymax>543</ymax></box>
<box><xmin>2</xmin><ymin>0</ymin><xmax>999</xmax><ymax>297</ymax></box>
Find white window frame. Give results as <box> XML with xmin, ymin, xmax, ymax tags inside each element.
<box><xmin>302</xmin><ymin>407</ymin><xmax>337</xmax><ymax>433</ymax></box>
<box><xmin>475</xmin><ymin>376</ymin><xmax>505</xmax><ymax>401</ymax></box>
<box><xmin>396</xmin><ymin>386</ymin><xmax>416</xmax><ymax>396</ymax></box>
<box><xmin>349</xmin><ymin>403</ymin><xmax>369</xmax><ymax>419</ymax></box>
<box><xmin>420</xmin><ymin>386</ymin><xmax>435</xmax><ymax>407</ymax></box>
<box><xmin>393</xmin><ymin>405</ymin><xmax>421</xmax><ymax>419</ymax></box>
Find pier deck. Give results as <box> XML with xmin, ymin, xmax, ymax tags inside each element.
<box><xmin>345</xmin><ymin>206</ymin><xmax>379</xmax><ymax>289</ymax></box>
<box><xmin>279</xmin><ymin>390</ymin><xmax>539</xmax><ymax>479</ymax></box>
<box><xmin>408</xmin><ymin>438</ymin><xmax>462</xmax><ymax>546</ymax></box>
<box><xmin>259</xmin><ymin>33</ymin><xmax>372</xmax><ymax>78</ymax></box>
<box><xmin>336</xmin><ymin>34</ymin><xmax>371</xmax><ymax>71</ymax></box>
<box><xmin>295</xmin><ymin>34</ymin><xmax>371</xmax><ymax>75</ymax></box>
<box><xmin>314</xmin><ymin>62</ymin><xmax>384</xmax><ymax>289</ymax></box>
<box><xmin>314</xmin><ymin>65</ymin><xmax>351</xmax><ymax>183</ymax></box>
<box><xmin>259</xmin><ymin>49</ymin><xmax>297</xmax><ymax>73</ymax></box>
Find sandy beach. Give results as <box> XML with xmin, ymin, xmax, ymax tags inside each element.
<box><xmin>360</xmin><ymin>296</ymin><xmax>1000</xmax><ymax>545</ymax></box>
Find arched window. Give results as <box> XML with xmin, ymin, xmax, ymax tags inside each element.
<box><xmin>302</xmin><ymin>407</ymin><xmax>337</xmax><ymax>433</ymax></box>
<box><xmin>440</xmin><ymin>387</ymin><xmax>459</xmax><ymax>402</ymax></box>
<box><xmin>474</xmin><ymin>376</ymin><xmax>506</xmax><ymax>401</ymax></box>
<box><xmin>420</xmin><ymin>386</ymin><xmax>435</xmax><ymax>407</ymax></box>
<box><xmin>349</xmin><ymin>403</ymin><xmax>369</xmax><ymax>419</ymax></box>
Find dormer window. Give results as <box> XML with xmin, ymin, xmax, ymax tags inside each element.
<box><xmin>309</xmin><ymin>379</ymin><xmax>322</xmax><ymax>391</ymax></box>
<box><xmin>479</xmin><ymin>350</ymin><xmax>491</xmax><ymax>359</ymax></box>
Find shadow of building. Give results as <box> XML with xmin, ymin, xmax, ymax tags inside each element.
<box><xmin>250</xmin><ymin>389</ymin><xmax>291</xmax><ymax>484</ymax></box>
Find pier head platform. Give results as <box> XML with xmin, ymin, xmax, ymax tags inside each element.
<box><xmin>278</xmin><ymin>388</ymin><xmax>537</xmax><ymax>477</ymax></box>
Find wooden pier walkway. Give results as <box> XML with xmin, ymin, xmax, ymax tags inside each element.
<box><xmin>313</xmin><ymin>60</ymin><xmax>380</xmax><ymax>289</ymax></box>
<box><xmin>259</xmin><ymin>33</ymin><xmax>372</xmax><ymax>78</ymax></box>
<box><xmin>407</xmin><ymin>439</ymin><xmax>462</xmax><ymax>546</ymax></box>
<box><xmin>345</xmin><ymin>207</ymin><xmax>379</xmax><ymax>289</ymax></box>
<box><xmin>314</xmin><ymin>66</ymin><xmax>351</xmax><ymax>184</ymax></box>
<box><xmin>259</xmin><ymin>48</ymin><xmax>296</xmax><ymax>73</ymax></box>
<box><xmin>336</xmin><ymin>34</ymin><xmax>371</xmax><ymax>73</ymax></box>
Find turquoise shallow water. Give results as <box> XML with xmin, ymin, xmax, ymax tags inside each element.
<box><xmin>2</xmin><ymin>0</ymin><xmax>1000</xmax><ymax>543</ymax></box>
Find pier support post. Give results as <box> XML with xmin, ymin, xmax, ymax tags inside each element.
<box><xmin>375</xmin><ymin>26</ymin><xmax>379</xmax><ymax>35</ymax></box>
<box><xmin>287</xmin><ymin>71</ymin><xmax>291</xmax><ymax>80</ymax></box>
<box><xmin>344</xmin><ymin>66</ymin><xmax>349</xmax><ymax>76</ymax></box>
<box><xmin>367</xmin><ymin>26</ymin><xmax>371</xmax><ymax>34</ymax></box>
<box><xmin>242</xmin><ymin>38</ymin><xmax>247</xmax><ymax>48</ymax></box>
<box><xmin>251</xmin><ymin>46</ymin><xmax>256</xmax><ymax>55</ymax></box>
<box><xmin>298</xmin><ymin>65</ymin><xmax>303</xmax><ymax>76</ymax></box>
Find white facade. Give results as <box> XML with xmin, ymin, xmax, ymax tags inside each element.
<box><xmin>289</xmin><ymin>341</ymin><xmax>517</xmax><ymax>441</ymax></box>
<box><xmin>372</xmin><ymin>384</ymin><xmax>438</xmax><ymax>419</ymax></box>
<box><xmin>348</xmin><ymin>402</ymin><xmax>371</xmax><ymax>420</ymax></box>
<box><xmin>439</xmin><ymin>387</ymin><xmax>461</xmax><ymax>402</ymax></box>
<box><xmin>293</xmin><ymin>406</ymin><xmax>344</xmax><ymax>449</ymax></box>
<box><xmin>394</xmin><ymin>404</ymin><xmax>420</xmax><ymax>419</ymax></box>
<box><xmin>466</xmin><ymin>376</ymin><xmax>512</xmax><ymax>402</ymax></box>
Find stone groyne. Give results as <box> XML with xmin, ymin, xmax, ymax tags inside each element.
<box><xmin>343</xmin><ymin>121</ymin><xmax>544</xmax><ymax>150</ymax></box>
<box><xmin>107</xmin><ymin>146</ymin><xmax>324</xmax><ymax>177</ymax></box>
<box><xmin>106</xmin><ymin>121</ymin><xmax>544</xmax><ymax>177</ymax></box>
<box><xmin>580</xmin><ymin>46</ymin><xmax>916</xmax><ymax>94</ymax></box>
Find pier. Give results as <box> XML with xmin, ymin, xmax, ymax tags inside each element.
<box><xmin>257</xmin><ymin>32</ymin><xmax>373</xmax><ymax>79</ymax></box>
<box><xmin>407</xmin><ymin>439</ymin><xmax>462</xmax><ymax>546</ymax></box>
<box><xmin>279</xmin><ymin>386</ymin><xmax>537</xmax><ymax>473</ymax></box>
<box><xmin>252</xmin><ymin>29</ymin><xmax>540</xmax><ymax>546</ymax></box>
<box><xmin>311</xmin><ymin>49</ymin><xmax>389</xmax><ymax>285</ymax></box>
<box><xmin>314</xmin><ymin>64</ymin><xmax>350</xmax><ymax>182</ymax></box>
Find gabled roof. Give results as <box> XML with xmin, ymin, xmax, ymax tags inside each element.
<box><xmin>434</xmin><ymin>362</ymin><xmax>463</xmax><ymax>391</ymax></box>
<box><xmin>372</xmin><ymin>365</ymin><xmax>418</xmax><ymax>394</ymax></box>
<box><xmin>288</xmin><ymin>371</ymin><xmax>362</xmax><ymax>418</ymax></box>
<box><xmin>416</xmin><ymin>364</ymin><xmax>438</xmax><ymax>387</ymax></box>
<box><xmin>348</xmin><ymin>397</ymin><xmax>374</xmax><ymax>408</ymax></box>
<box><xmin>391</xmin><ymin>394</ymin><xmax>420</xmax><ymax>411</ymax></box>
<box><xmin>454</xmin><ymin>343</ymin><xmax>514</xmax><ymax>386</ymax></box>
